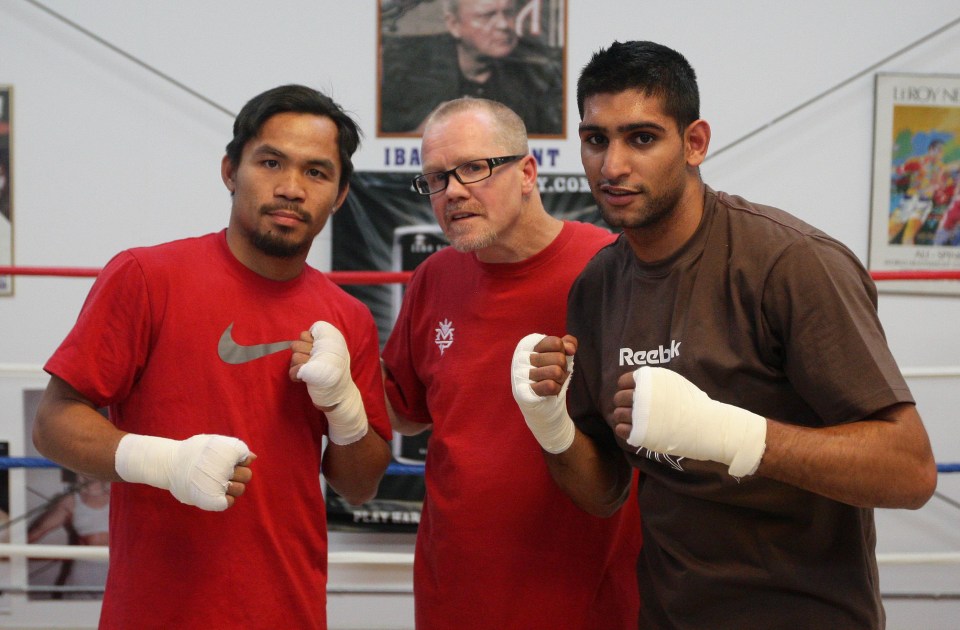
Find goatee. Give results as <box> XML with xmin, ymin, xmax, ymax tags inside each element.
<box><xmin>252</xmin><ymin>230</ymin><xmax>309</xmax><ymax>258</ymax></box>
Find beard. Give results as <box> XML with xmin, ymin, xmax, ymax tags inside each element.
<box><xmin>251</xmin><ymin>228</ymin><xmax>310</xmax><ymax>258</ymax></box>
<box><xmin>441</xmin><ymin>201</ymin><xmax>498</xmax><ymax>253</ymax></box>
<box><xmin>446</xmin><ymin>224</ymin><xmax>498</xmax><ymax>253</ymax></box>
<box><xmin>249</xmin><ymin>203</ymin><xmax>314</xmax><ymax>258</ymax></box>
<box><xmin>598</xmin><ymin>172</ymin><xmax>685</xmax><ymax>231</ymax></box>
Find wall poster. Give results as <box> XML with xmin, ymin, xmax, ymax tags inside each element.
<box><xmin>869</xmin><ymin>73</ymin><xmax>960</xmax><ymax>294</ymax></box>
<box><xmin>378</xmin><ymin>0</ymin><xmax>567</xmax><ymax>138</ymax></box>
<box><xmin>1</xmin><ymin>86</ymin><xmax>12</xmax><ymax>296</ymax></box>
<box><xmin>23</xmin><ymin>389</ymin><xmax>108</xmax><ymax>600</ymax></box>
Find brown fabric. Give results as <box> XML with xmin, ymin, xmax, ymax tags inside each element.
<box><xmin>568</xmin><ymin>188</ymin><xmax>911</xmax><ymax>629</ymax></box>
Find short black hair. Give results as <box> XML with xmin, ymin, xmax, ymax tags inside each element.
<box><xmin>577</xmin><ymin>41</ymin><xmax>700</xmax><ymax>133</ymax></box>
<box><xmin>225</xmin><ymin>85</ymin><xmax>362</xmax><ymax>191</ymax></box>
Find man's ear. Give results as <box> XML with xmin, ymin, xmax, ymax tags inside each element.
<box><xmin>519</xmin><ymin>154</ymin><xmax>538</xmax><ymax>195</ymax></box>
<box><xmin>444</xmin><ymin>12</ymin><xmax>462</xmax><ymax>40</ymax></box>
<box><xmin>221</xmin><ymin>155</ymin><xmax>237</xmax><ymax>194</ymax></box>
<box><xmin>684</xmin><ymin>119</ymin><xmax>711</xmax><ymax>167</ymax></box>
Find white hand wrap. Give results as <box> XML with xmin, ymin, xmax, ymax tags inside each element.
<box><xmin>628</xmin><ymin>366</ymin><xmax>767</xmax><ymax>477</ymax></box>
<box><xmin>510</xmin><ymin>333</ymin><xmax>576</xmax><ymax>454</ymax></box>
<box><xmin>114</xmin><ymin>433</ymin><xmax>250</xmax><ymax>511</ymax></box>
<box><xmin>297</xmin><ymin>321</ymin><xmax>369</xmax><ymax>446</ymax></box>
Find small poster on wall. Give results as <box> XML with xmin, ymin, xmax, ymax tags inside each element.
<box><xmin>0</xmin><ymin>441</ymin><xmax>9</xmax><ymax>612</ymax></box>
<box><xmin>0</xmin><ymin>86</ymin><xmax>12</xmax><ymax>296</ymax></box>
<box><xmin>378</xmin><ymin>0</ymin><xmax>566</xmax><ymax>138</ymax></box>
<box><xmin>22</xmin><ymin>389</ymin><xmax>108</xmax><ymax>600</ymax></box>
<box><xmin>868</xmin><ymin>72</ymin><xmax>960</xmax><ymax>294</ymax></box>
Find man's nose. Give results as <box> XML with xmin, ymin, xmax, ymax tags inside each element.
<box><xmin>600</xmin><ymin>142</ymin><xmax>632</xmax><ymax>181</ymax></box>
<box><xmin>275</xmin><ymin>171</ymin><xmax>306</xmax><ymax>200</ymax></box>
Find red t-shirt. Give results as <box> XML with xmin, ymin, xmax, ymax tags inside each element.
<box><xmin>383</xmin><ymin>221</ymin><xmax>641</xmax><ymax>630</ymax></box>
<box><xmin>45</xmin><ymin>231</ymin><xmax>391</xmax><ymax>629</ymax></box>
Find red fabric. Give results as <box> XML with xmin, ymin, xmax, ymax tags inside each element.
<box><xmin>383</xmin><ymin>222</ymin><xmax>641</xmax><ymax>630</ymax></box>
<box><xmin>46</xmin><ymin>231</ymin><xmax>390</xmax><ymax>629</ymax></box>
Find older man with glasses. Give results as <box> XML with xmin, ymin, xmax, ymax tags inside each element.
<box><xmin>379</xmin><ymin>97</ymin><xmax>641</xmax><ymax>629</ymax></box>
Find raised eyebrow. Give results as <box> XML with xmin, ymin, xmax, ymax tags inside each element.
<box><xmin>250</xmin><ymin>144</ymin><xmax>286</xmax><ymax>160</ymax></box>
<box><xmin>251</xmin><ymin>145</ymin><xmax>336</xmax><ymax>172</ymax></box>
<box><xmin>620</xmin><ymin>121</ymin><xmax>668</xmax><ymax>134</ymax></box>
<box><xmin>422</xmin><ymin>157</ymin><xmax>481</xmax><ymax>173</ymax></box>
<box><xmin>578</xmin><ymin>122</ymin><xmax>667</xmax><ymax>135</ymax></box>
<box><xmin>304</xmin><ymin>157</ymin><xmax>337</xmax><ymax>173</ymax></box>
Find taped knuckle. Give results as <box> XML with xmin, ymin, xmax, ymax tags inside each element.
<box><xmin>515</xmin><ymin>333</ymin><xmax>546</xmax><ymax>354</ymax></box>
<box><xmin>514</xmin><ymin>383</ymin><xmax>543</xmax><ymax>407</ymax></box>
<box><xmin>172</xmin><ymin>435</ymin><xmax>246</xmax><ymax>510</ymax></box>
<box><xmin>298</xmin><ymin>356</ymin><xmax>346</xmax><ymax>388</ymax></box>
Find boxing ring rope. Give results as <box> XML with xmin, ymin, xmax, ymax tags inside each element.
<box><xmin>1</xmin><ymin>265</ymin><xmax>959</xmax><ymax>596</ymax></box>
<box><xmin>4</xmin><ymin>266</ymin><xmax>960</xmax><ymax>282</ymax></box>
<box><xmin>0</xmin><ymin>266</ymin><xmax>414</xmax><ymax>285</ymax></box>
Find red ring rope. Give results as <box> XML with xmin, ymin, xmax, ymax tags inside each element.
<box><xmin>1</xmin><ymin>267</ymin><xmax>960</xmax><ymax>283</ymax></box>
<box><xmin>0</xmin><ymin>266</ymin><xmax>413</xmax><ymax>285</ymax></box>
<box><xmin>3</xmin><ymin>266</ymin><xmax>960</xmax><ymax>283</ymax></box>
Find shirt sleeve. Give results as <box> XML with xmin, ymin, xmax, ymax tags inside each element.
<box><xmin>381</xmin><ymin>269</ymin><xmax>433</xmax><ymax>425</ymax></box>
<box><xmin>346</xmin><ymin>303</ymin><xmax>393</xmax><ymax>442</ymax></box>
<box><xmin>761</xmin><ymin>234</ymin><xmax>913</xmax><ymax>424</ymax></box>
<box><xmin>565</xmin><ymin>265</ymin><xmax>622</xmax><ymax>453</ymax></box>
<box><xmin>44</xmin><ymin>251</ymin><xmax>153</xmax><ymax>409</ymax></box>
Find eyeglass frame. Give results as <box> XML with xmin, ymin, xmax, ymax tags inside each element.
<box><xmin>411</xmin><ymin>154</ymin><xmax>527</xmax><ymax>196</ymax></box>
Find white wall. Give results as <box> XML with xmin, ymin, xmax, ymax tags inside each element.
<box><xmin>1</xmin><ymin>1</ymin><xmax>959</xmax><ymax>628</ymax></box>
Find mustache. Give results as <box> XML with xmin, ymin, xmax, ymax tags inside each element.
<box><xmin>444</xmin><ymin>200</ymin><xmax>482</xmax><ymax>218</ymax></box>
<box><xmin>260</xmin><ymin>202</ymin><xmax>310</xmax><ymax>223</ymax></box>
<box><xmin>599</xmin><ymin>179</ymin><xmax>644</xmax><ymax>194</ymax></box>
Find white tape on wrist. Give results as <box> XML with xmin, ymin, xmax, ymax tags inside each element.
<box><xmin>510</xmin><ymin>333</ymin><xmax>576</xmax><ymax>454</ymax></box>
<box><xmin>297</xmin><ymin>321</ymin><xmax>369</xmax><ymax>446</ymax></box>
<box><xmin>114</xmin><ymin>433</ymin><xmax>250</xmax><ymax>511</ymax></box>
<box><xmin>628</xmin><ymin>367</ymin><xmax>766</xmax><ymax>477</ymax></box>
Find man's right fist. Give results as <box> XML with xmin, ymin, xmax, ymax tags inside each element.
<box><xmin>510</xmin><ymin>333</ymin><xmax>576</xmax><ymax>454</ymax></box>
<box><xmin>115</xmin><ymin>433</ymin><xmax>252</xmax><ymax>511</ymax></box>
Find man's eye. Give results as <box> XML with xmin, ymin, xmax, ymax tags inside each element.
<box><xmin>263</xmin><ymin>159</ymin><xmax>280</xmax><ymax>168</ymax></box>
<box><xmin>634</xmin><ymin>133</ymin><xmax>655</xmax><ymax>145</ymax></box>
<box><xmin>584</xmin><ymin>135</ymin><xmax>607</xmax><ymax>146</ymax></box>
<box><xmin>426</xmin><ymin>172</ymin><xmax>448</xmax><ymax>186</ymax></box>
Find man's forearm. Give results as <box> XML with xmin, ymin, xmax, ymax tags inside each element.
<box><xmin>323</xmin><ymin>430</ymin><xmax>392</xmax><ymax>506</ymax></box>
<box><xmin>544</xmin><ymin>430</ymin><xmax>632</xmax><ymax>518</ymax></box>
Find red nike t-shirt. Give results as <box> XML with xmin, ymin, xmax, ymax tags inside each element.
<box><xmin>45</xmin><ymin>230</ymin><xmax>391</xmax><ymax>629</ymax></box>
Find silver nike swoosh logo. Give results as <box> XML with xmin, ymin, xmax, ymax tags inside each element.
<box><xmin>218</xmin><ymin>323</ymin><xmax>293</xmax><ymax>365</ymax></box>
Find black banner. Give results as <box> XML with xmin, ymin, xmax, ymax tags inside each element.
<box><xmin>327</xmin><ymin>171</ymin><xmax>603</xmax><ymax>532</ymax></box>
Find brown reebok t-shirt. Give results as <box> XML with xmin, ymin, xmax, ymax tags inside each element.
<box><xmin>568</xmin><ymin>188</ymin><xmax>912</xmax><ymax>629</ymax></box>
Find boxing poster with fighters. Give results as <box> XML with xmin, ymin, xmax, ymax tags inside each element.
<box><xmin>868</xmin><ymin>72</ymin><xmax>960</xmax><ymax>295</ymax></box>
<box><xmin>22</xmin><ymin>389</ymin><xmax>108</xmax><ymax>600</ymax></box>
<box><xmin>378</xmin><ymin>0</ymin><xmax>567</xmax><ymax>138</ymax></box>
<box><xmin>329</xmin><ymin>169</ymin><xmax>602</xmax><ymax>532</ymax></box>
<box><xmin>0</xmin><ymin>441</ymin><xmax>8</xmax><ymax>611</ymax></box>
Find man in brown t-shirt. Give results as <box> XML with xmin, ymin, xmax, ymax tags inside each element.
<box><xmin>510</xmin><ymin>40</ymin><xmax>937</xmax><ymax>629</ymax></box>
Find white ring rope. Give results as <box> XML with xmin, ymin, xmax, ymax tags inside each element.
<box><xmin>0</xmin><ymin>543</ymin><xmax>955</xmax><ymax>567</ymax></box>
<box><xmin>0</xmin><ymin>543</ymin><xmax>413</xmax><ymax>566</ymax></box>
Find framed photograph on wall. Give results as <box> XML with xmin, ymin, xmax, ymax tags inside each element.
<box><xmin>23</xmin><ymin>389</ymin><xmax>108</xmax><ymax>600</ymax></box>
<box><xmin>0</xmin><ymin>86</ymin><xmax>12</xmax><ymax>296</ymax></box>
<box><xmin>868</xmin><ymin>73</ymin><xmax>960</xmax><ymax>295</ymax></box>
<box><xmin>378</xmin><ymin>0</ymin><xmax>566</xmax><ymax>138</ymax></box>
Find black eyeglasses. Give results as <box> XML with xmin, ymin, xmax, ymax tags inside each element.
<box><xmin>412</xmin><ymin>155</ymin><xmax>526</xmax><ymax>195</ymax></box>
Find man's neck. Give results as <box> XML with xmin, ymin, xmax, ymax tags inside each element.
<box><xmin>225</xmin><ymin>227</ymin><xmax>308</xmax><ymax>281</ymax></box>
<box><xmin>624</xmin><ymin>181</ymin><xmax>705</xmax><ymax>264</ymax></box>
<box><xmin>475</xmin><ymin>210</ymin><xmax>564</xmax><ymax>264</ymax></box>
